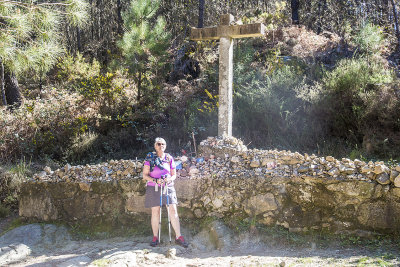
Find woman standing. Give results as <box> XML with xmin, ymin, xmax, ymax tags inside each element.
<box><xmin>143</xmin><ymin>137</ymin><xmax>189</xmax><ymax>248</ymax></box>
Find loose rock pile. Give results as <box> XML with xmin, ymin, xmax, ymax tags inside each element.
<box><xmin>195</xmin><ymin>136</ymin><xmax>400</xmax><ymax>186</ymax></box>
<box><xmin>34</xmin><ymin>159</ymin><xmax>143</xmax><ymax>183</ymax></box>
<box><xmin>32</xmin><ymin>136</ymin><xmax>400</xmax><ymax>187</ymax></box>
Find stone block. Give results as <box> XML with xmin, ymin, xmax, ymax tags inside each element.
<box><xmin>125</xmin><ymin>195</ymin><xmax>147</xmax><ymax>214</ymax></box>
<box><xmin>244</xmin><ymin>193</ymin><xmax>277</xmax><ymax>216</ymax></box>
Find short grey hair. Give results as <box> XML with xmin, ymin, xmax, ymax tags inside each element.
<box><xmin>154</xmin><ymin>137</ymin><xmax>166</xmax><ymax>145</ymax></box>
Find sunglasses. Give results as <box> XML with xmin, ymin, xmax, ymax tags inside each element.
<box><xmin>157</xmin><ymin>143</ymin><xmax>166</xmax><ymax>146</ymax></box>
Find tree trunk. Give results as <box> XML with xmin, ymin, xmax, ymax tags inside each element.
<box><xmin>76</xmin><ymin>27</ymin><xmax>82</xmax><ymax>52</ymax></box>
<box><xmin>4</xmin><ymin>70</ymin><xmax>22</xmax><ymax>108</ymax></box>
<box><xmin>0</xmin><ymin>59</ymin><xmax>6</xmax><ymax>106</ymax></box>
<box><xmin>291</xmin><ymin>0</ymin><xmax>300</xmax><ymax>25</ymax></box>
<box><xmin>137</xmin><ymin>71</ymin><xmax>142</xmax><ymax>102</ymax></box>
<box><xmin>317</xmin><ymin>0</ymin><xmax>326</xmax><ymax>34</ymax></box>
<box><xmin>117</xmin><ymin>0</ymin><xmax>123</xmax><ymax>35</ymax></box>
<box><xmin>90</xmin><ymin>0</ymin><xmax>94</xmax><ymax>40</ymax></box>
<box><xmin>390</xmin><ymin>0</ymin><xmax>400</xmax><ymax>50</ymax></box>
<box><xmin>198</xmin><ymin>0</ymin><xmax>205</xmax><ymax>28</ymax></box>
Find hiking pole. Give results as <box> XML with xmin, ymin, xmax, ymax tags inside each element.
<box><xmin>158</xmin><ymin>179</ymin><xmax>163</xmax><ymax>243</ymax></box>
<box><xmin>165</xmin><ymin>178</ymin><xmax>172</xmax><ymax>244</ymax></box>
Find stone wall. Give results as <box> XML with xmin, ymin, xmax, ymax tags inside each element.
<box><xmin>20</xmin><ymin>136</ymin><xmax>400</xmax><ymax>234</ymax></box>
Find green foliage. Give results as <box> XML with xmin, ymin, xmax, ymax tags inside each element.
<box><xmin>0</xmin><ymin>0</ymin><xmax>88</xmax><ymax>77</ymax></box>
<box><xmin>233</xmin><ymin>41</ymin><xmax>316</xmax><ymax>150</ymax></box>
<box><xmin>324</xmin><ymin>57</ymin><xmax>393</xmax><ymax>94</ymax></box>
<box><xmin>0</xmin><ymin>159</ymin><xmax>32</xmax><ymax>213</ymax></box>
<box><xmin>353</xmin><ymin>23</ymin><xmax>384</xmax><ymax>55</ymax></box>
<box><xmin>241</xmin><ymin>1</ymin><xmax>289</xmax><ymax>28</ymax></box>
<box><xmin>0</xmin><ymin>90</ymin><xmax>86</xmax><ymax>161</ymax></box>
<box><xmin>0</xmin><ymin>203</ymin><xmax>10</xmax><ymax>218</ymax></box>
<box><xmin>56</xmin><ymin>53</ymin><xmax>101</xmax><ymax>83</ymax></box>
<box><xmin>198</xmin><ymin>89</ymin><xmax>218</xmax><ymax>113</ymax></box>
<box><xmin>320</xmin><ymin>56</ymin><xmax>395</xmax><ymax>144</ymax></box>
<box><xmin>118</xmin><ymin>0</ymin><xmax>170</xmax><ymax>101</ymax></box>
<box><xmin>78</xmin><ymin>73</ymin><xmax>124</xmax><ymax>113</ymax></box>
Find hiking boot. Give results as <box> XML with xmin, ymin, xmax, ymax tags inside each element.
<box><xmin>150</xmin><ymin>236</ymin><xmax>159</xmax><ymax>247</ymax></box>
<box><xmin>175</xmin><ymin>236</ymin><xmax>189</xmax><ymax>248</ymax></box>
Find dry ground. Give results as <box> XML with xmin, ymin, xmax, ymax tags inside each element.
<box><xmin>1</xmin><ymin>215</ymin><xmax>399</xmax><ymax>267</ymax></box>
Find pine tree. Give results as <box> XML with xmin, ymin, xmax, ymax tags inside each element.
<box><xmin>0</xmin><ymin>0</ymin><xmax>88</xmax><ymax>106</ymax></box>
<box><xmin>118</xmin><ymin>0</ymin><xmax>170</xmax><ymax>102</ymax></box>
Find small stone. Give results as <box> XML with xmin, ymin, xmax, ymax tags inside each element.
<box><xmin>230</xmin><ymin>156</ymin><xmax>240</xmax><ymax>163</ymax></box>
<box><xmin>374</xmin><ymin>164</ymin><xmax>389</xmax><ymax>175</ymax></box>
<box><xmin>396</xmin><ymin>165</ymin><xmax>400</xmax><ymax>172</ymax></box>
<box><xmin>394</xmin><ymin>175</ymin><xmax>400</xmax><ymax>187</ymax></box>
<box><xmin>44</xmin><ymin>166</ymin><xmax>52</xmax><ymax>174</ymax></box>
<box><xmin>354</xmin><ymin>159</ymin><xmax>364</xmax><ymax>166</ymax></box>
<box><xmin>261</xmin><ymin>158</ymin><xmax>273</xmax><ymax>166</ymax></box>
<box><xmin>79</xmin><ymin>182</ymin><xmax>91</xmax><ymax>191</ymax></box>
<box><xmin>64</xmin><ymin>163</ymin><xmax>72</xmax><ymax>172</ymax></box>
<box><xmin>189</xmin><ymin>167</ymin><xmax>199</xmax><ymax>176</ymax></box>
<box><xmin>212</xmin><ymin>198</ymin><xmax>223</xmax><ymax>209</ymax></box>
<box><xmin>194</xmin><ymin>209</ymin><xmax>203</xmax><ymax>218</ymax></box>
<box><xmin>179</xmin><ymin>169</ymin><xmax>187</xmax><ymax>177</ymax></box>
<box><xmin>297</xmin><ymin>165</ymin><xmax>309</xmax><ymax>173</ymax></box>
<box><xmin>250</xmin><ymin>159</ymin><xmax>260</xmax><ymax>168</ymax></box>
<box><xmin>166</xmin><ymin>248</ymin><xmax>177</xmax><ymax>259</ymax></box>
<box><xmin>376</xmin><ymin>173</ymin><xmax>390</xmax><ymax>185</ymax></box>
<box><xmin>390</xmin><ymin>170</ymin><xmax>399</xmax><ymax>182</ymax></box>
<box><xmin>326</xmin><ymin>156</ymin><xmax>334</xmax><ymax>162</ymax></box>
<box><xmin>327</xmin><ymin>167</ymin><xmax>339</xmax><ymax>176</ymax></box>
<box><xmin>37</xmin><ymin>171</ymin><xmax>47</xmax><ymax>178</ymax></box>
<box><xmin>343</xmin><ymin>167</ymin><xmax>355</xmax><ymax>175</ymax></box>
<box><xmin>361</xmin><ymin>166</ymin><xmax>373</xmax><ymax>173</ymax></box>
<box><xmin>392</xmin><ymin>188</ymin><xmax>400</xmax><ymax>198</ymax></box>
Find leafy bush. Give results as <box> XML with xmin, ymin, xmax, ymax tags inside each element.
<box><xmin>56</xmin><ymin>53</ymin><xmax>101</xmax><ymax>83</ymax></box>
<box><xmin>0</xmin><ymin>159</ymin><xmax>32</xmax><ymax>214</ymax></box>
<box><xmin>320</xmin><ymin>57</ymin><xmax>394</xmax><ymax>141</ymax></box>
<box><xmin>353</xmin><ymin>23</ymin><xmax>384</xmax><ymax>55</ymax></box>
<box><xmin>324</xmin><ymin>57</ymin><xmax>393</xmax><ymax>94</ymax></box>
<box><xmin>317</xmin><ymin>55</ymin><xmax>400</xmax><ymax>158</ymax></box>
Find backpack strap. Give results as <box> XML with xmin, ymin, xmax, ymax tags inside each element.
<box><xmin>145</xmin><ymin>152</ymin><xmax>156</xmax><ymax>172</ymax></box>
<box><xmin>145</xmin><ymin>152</ymin><xmax>167</xmax><ymax>172</ymax></box>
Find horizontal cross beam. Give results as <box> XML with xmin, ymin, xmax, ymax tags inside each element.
<box><xmin>190</xmin><ymin>23</ymin><xmax>265</xmax><ymax>41</ymax></box>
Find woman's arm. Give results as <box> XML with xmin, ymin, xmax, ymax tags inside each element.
<box><xmin>167</xmin><ymin>168</ymin><xmax>176</xmax><ymax>183</ymax></box>
<box><xmin>142</xmin><ymin>165</ymin><xmax>155</xmax><ymax>183</ymax></box>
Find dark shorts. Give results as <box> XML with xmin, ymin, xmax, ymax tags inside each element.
<box><xmin>144</xmin><ymin>185</ymin><xmax>178</xmax><ymax>208</ymax></box>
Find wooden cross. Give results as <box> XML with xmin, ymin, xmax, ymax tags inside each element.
<box><xmin>191</xmin><ymin>14</ymin><xmax>265</xmax><ymax>137</ymax></box>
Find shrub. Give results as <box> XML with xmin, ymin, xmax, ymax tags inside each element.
<box><xmin>0</xmin><ymin>159</ymin><xmax>32</xmax><ymax>213</ymax></box>
<box><xmin>323</xmin><ymin>57</ymin><xmax>393</xmax><ymax>94</ymax></box>
<box><xmin>319</xmin><ymin>57</ymin><xmax>394</xmax><ymax>142</ymax></box>
<box><xmin>232</xmin><ymin>41</ymin><xmax>320</xmax><ymax>150</ymax></box>
<box><xmin>0</xmin><ymin>90</ymin><xmax>90</xmax><ymax>162</ymax></box>
<box><xmin>353</xmin><ymin>23</ymin><xmax>384</xmax><ymax>55</ymax></box>
<box><xmin>56</xmin><ymin>53</ymin><xmax>101</xmax><ymax>83</ymax></box>
<box><xmin>77</xmin><ymin>72</ymin><xmax>126</xmax><ymax>116</ymax></box>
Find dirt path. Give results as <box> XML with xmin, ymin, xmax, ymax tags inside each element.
<box><xmin>6</xmin><ymin>237</ymin><xmax>399</xmax><ymax>267</ymax></box>
<box><xmin>1</xmin><ymin>217</ymin><xmax>399</xmax><ymax>267</ymax></box>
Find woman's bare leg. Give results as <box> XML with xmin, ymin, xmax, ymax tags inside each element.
<box><xmin>151</xmin><ymin>206</ymin><xmax>160</xmax><ymax>237</ymax></box>
<box><xmin>168</xmin><ymin>204</ymin><xmax>181</xmax><ymax>238</ymax></box>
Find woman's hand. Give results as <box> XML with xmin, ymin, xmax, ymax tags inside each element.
<box><xmin>165</xmin><ymin>175</ymin><xmax>172</xmax><ymax>183</ymax></box>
